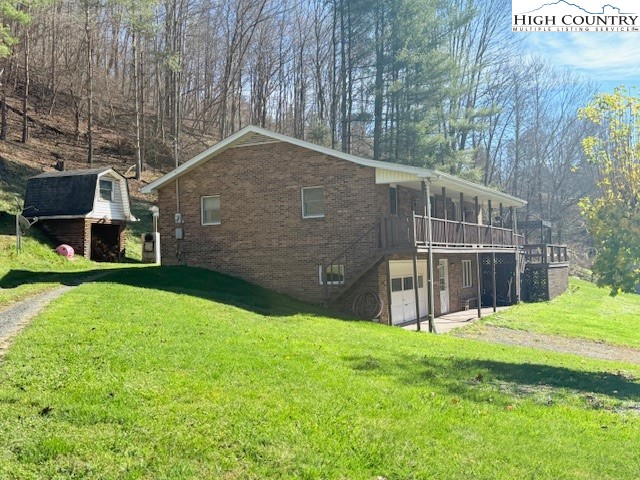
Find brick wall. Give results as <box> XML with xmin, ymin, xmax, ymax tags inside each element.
<box><xmin>155</xmin><ymin>139</ymin><xmax>511</xmax><ymax>315</ymax></box>
<box><xmin>38</xmin><ymin>219</ymin><xmax>86</xmax><ymax>256</ymax></box>
<box><xmin>334</xmin><ymin>262</ymin><xmax>387</xmax><ymax>323</ymax></box>
<box><xmin>433</xmin><ymin>253</ymin><xmax>479</xmax><ymax>314</ymax></box>
<box><xmin>547</xmin><ymin>264</ymin><xmax>569</xmax><ymax>300</ymax></box>
<box><xmin>521</xmin><ymin>263</ymin><xmax>569</xmax><ymax>302</ymax></box>
<box><xmin>157</xmin><ymin>142</ymin><xmax>390</xmax><ymax>303</ymax></box>
<box><xmin>395</xmin><ymin>186</ymin><xmax>479</xmax><ymax>223</ymax></box>
<box><xmin>37</xmin><ymin>218</ymin><xmax>125</xmax><ymax>260</ymax></box>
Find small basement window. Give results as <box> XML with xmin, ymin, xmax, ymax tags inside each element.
<box><xmin>319</xmin><ymin>264</ymin><xmax>345</xmax><ymax>285</ymax></box>
<box><xmin>201</xmin><ymin>195</ymin><xmax>221</xmax><ymax>225</ymax></box>
<box><xmin>99</xmin><ymin>179</ymin><xmax>113</xmax><ymax>201</ymax></box>
<box><xmin>302</xmin><ymin>186</ymin><xmax>324</xmax><ymax>218</ymax></box>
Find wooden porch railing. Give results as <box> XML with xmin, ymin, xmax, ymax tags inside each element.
<box><xmin>381</xmin><ymin>215</ymin><xmax>524</xmax><ymax>250</ymax></box>
<box><xmin>523</xmin><ymin>244</ymin><xmax>569</xmax><ymax>263</ymax></box>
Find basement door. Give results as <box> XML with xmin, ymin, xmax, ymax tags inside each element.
<box><xmin>439</xmin><ymin>259</ymin><xmax>450</xmax><ymax>314</ymax></box>
<box><xmin>389</xmin><ymin>260</ymin><xmax>427</xmax><ymax>325</ymax></box>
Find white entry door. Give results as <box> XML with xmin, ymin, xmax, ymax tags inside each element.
<box><xmin>438</xmin><ymin>259</ymin><xmax>450</xmax><ymax>314</ymax></box>
<box><xmin>389</xmin><ymin>261</ymin><xmax>427</xmax><ymax>325</ymax></box>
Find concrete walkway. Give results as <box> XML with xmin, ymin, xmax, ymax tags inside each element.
<box><xmin>403</xmin><ymin>306</ymin><xmax>510</xmax><ymax>334</ymax></box>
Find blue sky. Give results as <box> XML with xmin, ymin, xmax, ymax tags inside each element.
<box><xmin>522</xmin><ymin>33</ymin><xmax>640</xmax><ymax>92</ymax></box>
<box><xmin>513</xmin><ymin>0</ymin><xmax>640</xmax><ymax>92</ymax></box>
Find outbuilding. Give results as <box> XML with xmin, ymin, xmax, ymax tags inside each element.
<box><xmin>22</xmin><ymin>168</ymin><xmax>136</xmax><ymax>261</ymax></box>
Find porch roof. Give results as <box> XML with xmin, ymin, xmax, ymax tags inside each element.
<box><xmin>140</xmin><ymin>125</ymin><xmax>526</xmax><ymax>207</ymax></box>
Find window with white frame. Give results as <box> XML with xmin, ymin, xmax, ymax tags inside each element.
<box><xmin>99</xmin><ymin>179</ymin><xmax>113</xmax><ymax>201</ymax></box>
<box><xmin>462</xmin><ymin>260</ymin><xmax>473</xmax><ymax>288</ymax></box>
<box><xmin>201</xmin><ymin>195</ymin><xmax>221</xmax><ymax>225</ymax></box>
<box><xmin>319</xmin><ymin>264</ymin><xmax>345</xmax><ymax>285</ymax></box>
<box><xmin>302</xmin><ymin>186</ymin><xmax>325</xmax><ymax>218</ymax></box>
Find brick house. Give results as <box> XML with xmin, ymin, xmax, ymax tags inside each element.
<box><xmin>142</xmin><ymin>126</ymin><xmax>568</xmax><ymax>328</ymax></box>
<box><xmin>22</xmin><ymin>168</ymin><xmax>136</xmax><ymax>261</ymax></box>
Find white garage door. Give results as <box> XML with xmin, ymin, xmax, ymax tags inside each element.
<box><xmin>390</xmin><ymin>261</ymin><xmax>427</xmax><ymax>325</ymax></box>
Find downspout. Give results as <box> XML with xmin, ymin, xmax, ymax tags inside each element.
<box><xmin>422</xmin><ymin>178</ymin><xmax>436</xmax><ymax>334</ymax></box>
<box><xmin>175</xmin><ymin>177</ymin><xmax>182</xmax><ymax>263</ymax></box>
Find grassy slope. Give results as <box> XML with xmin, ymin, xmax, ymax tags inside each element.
<box><xmin>0</xmin><ymin>209</ymin><xmax>143</xmax><ymax>308</ymax></box>
<box><xmin>478</xmin><ymin>278</ymin><xmax>640</xmax><ymax>349</ymax></box>
<box><xmin>0</xmin><ymin>233</ymin><xmax>110</xmax><ymax>308</ymax></box>
<box><xmin>0</xmin><ymin>267</ymin><xmax>639</xmax><ymax>479</ymax></box>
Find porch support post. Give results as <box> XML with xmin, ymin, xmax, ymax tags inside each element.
<box><xmin>386</xmin><ymin>259</ymin><xmax>393</xmax><ymax>326</ymax></box>
<box><xmin>422</xmin><ymin>179</ymin><xmax>436</xmax><ymax>333</ymax></box>
<box><xmin>476</xmin><ymin>251</ymin><xmax>482</xmax><ymax>319</ymax></box>
<box><xmin>499</xmin><ymin>203</ymin><xmax>504</xmax><ymax>228</ymax></box>
<box><xmin>491</xmin><ymin>251</ymin><xmax>497</xmax><ymax>313</ymax></box>
<box><xmin>412</xmin><ymin>254</ymin><xmax>421</xmax><ymax>332</ymax></box>
<box><xmin>488</xmin><ymin>199</ymin><xmax>493</xmax><ymax>247</ymax></box>
<box><xmin>512</xmin><ymin>206</ymin><xmax>521</xmax><ymax>304</ymax></box>
<box><xmin>442</xmin><ymin>187</ymin><xmax>447</xmax><ymax>245</ymax></box>
<box><xmin>460</xmin><ymin>192</ymin><xmax>466</xmax><ymax>245</ymax></box>
<box><xmin>488</xmin><ymin>200</ymin><xmax>492</xmax><ymax>225</ymax></box>
<box><xmin>474</xmin><ymin>196</ymin><xmax>480</xmax><ymax>246</ymax></box>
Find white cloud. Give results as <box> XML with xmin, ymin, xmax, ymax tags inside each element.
<box><xmin>526</xmin><ymin>33</ymin><xmax>640</xmax><ymax>81</ymax></box>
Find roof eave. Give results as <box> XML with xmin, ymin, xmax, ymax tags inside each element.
<box><xmin>139</xmin><ymin>125</ymin><xmax>527</xmax><ymax>207</ymax></box>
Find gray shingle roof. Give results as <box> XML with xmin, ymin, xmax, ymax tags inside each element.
<box><xmin>22</xmin><ymin>168</ymin><xmax>110</xmax><ymax>218</ymax></box>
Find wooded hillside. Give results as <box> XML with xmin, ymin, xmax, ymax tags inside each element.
<box><xmin>0</xmin><ymin>0</ymin><xmax>604</xmax><ymax>246</ymax></box>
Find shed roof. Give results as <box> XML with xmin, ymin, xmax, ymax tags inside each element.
<box><xmin>22</xmin><ymin>168</ymin><xmax>125</xmax><ymax>218</ymax></box>
<box><xmin>140</xmin><ymin>125</ymin><xmax>526</xmax><ymax>207</ymax></box>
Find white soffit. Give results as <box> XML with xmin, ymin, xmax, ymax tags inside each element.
<box><xmin>376</xmin><ymin>168</ymin><xmax>525</xmax><ymax>207</ymax></box>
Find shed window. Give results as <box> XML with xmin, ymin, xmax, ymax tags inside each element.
<box><xmin>201</xmin><ymin>196</ymin><xmax>221</xmax><ymax>225</ymax></box>
<box><xmin>302</xmin><ymin>186</ymin><xmax>324</xmax><ymax>218</ymax></box>
<box><xmin>99</xmin><ymin>179</ymin><xmax>113</xmax><ymax>201</ymax></box>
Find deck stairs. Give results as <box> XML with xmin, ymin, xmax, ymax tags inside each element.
<box><xmin>325</xmin><ymin>254</ymin><xmax>385</xmax><ymax>305</ymax></box>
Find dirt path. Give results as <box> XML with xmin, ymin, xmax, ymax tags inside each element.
<box><xmin>0</xmin><ymin>285</ymin><xmax>73</xmax><ymax>356</ymax></box>
<box><xmin>455</xmin><ymin>326</ymin><xmax>640</xmax><ymax>365</ymax></box>
<box><xmin>0</xmin><ymin>271</ymin><xmax>114</xmax><ymax>357</ymax></box>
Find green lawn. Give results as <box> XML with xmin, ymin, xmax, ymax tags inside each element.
<box><xmin>0</xmin><ymin>232</ymin><xmax>146</xmax><ymax>309</ymax></box>
<box><xmin>479</xmin><ymin>278</ymin><xmax>640</xmax><ymax>349</ymax></box>
<box><xmin>0</xmin><ymin>233</ymin><xmax>111</xmax><ymax>308</ymax></box>
<box><xmin>0</xmin><ymin>266</ymin><xmax>639</xmax><ymax>479</ymax></box>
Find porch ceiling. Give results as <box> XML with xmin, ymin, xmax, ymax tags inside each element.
<box><xmin>376</xmin><ymin>169</ymin><xmax>526</xmax><ymax>208</ymax></box>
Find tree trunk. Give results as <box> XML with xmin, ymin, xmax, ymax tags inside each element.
<box><xmin>0</xmin><ymin>67</ymin><xmax>7</xmax><ymax>141</ymax></box>
<box><xmin>373</xmin><ymin>2</ymin><xmax>384</xmax><ymax>160</ymax></box>
<box><xmin>133</xmin><ymin>30</ymin><xmax>142</xmax><ymax>180</ymax></box>
<box><xmin>85</xmin><ymin>1</ymin><xmax>94</xmax><ymax>164</ymax></box>
<box><xmin>21</xmin><ymin>25</ymin><xmax>30</xmax><ymax>143</ymax></box>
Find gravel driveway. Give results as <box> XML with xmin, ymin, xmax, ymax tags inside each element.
<box><xmin>0</xmin><ymin>286</ymin><xmax>73</xmax><ymax>355</ymax></box>
<box><xmin>454</xmin><ymin>326</ymin><xmax>640</xmax><ymax>365</ymax></box>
